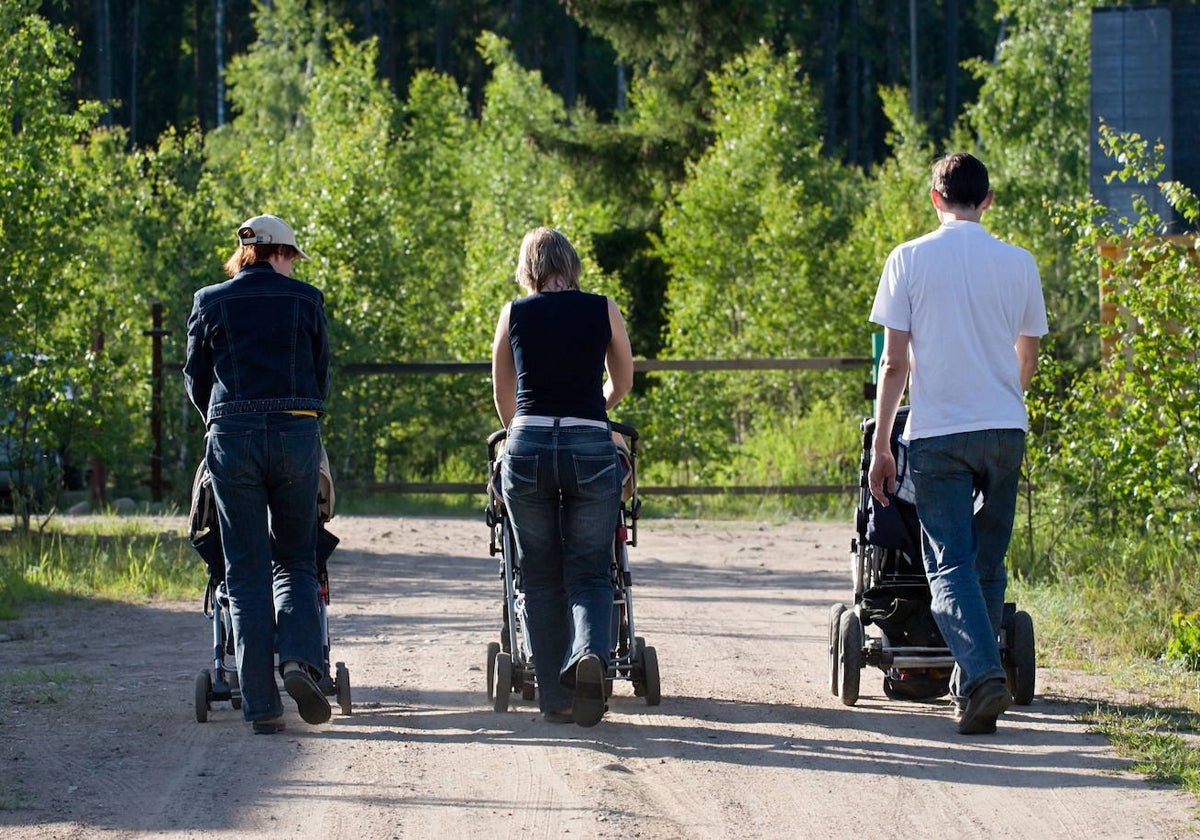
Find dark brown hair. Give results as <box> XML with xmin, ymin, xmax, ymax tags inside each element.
<box><xmin>931</xmin><ymin>152</ymin><xmax>990</xmax><ymax>209</ymax></box>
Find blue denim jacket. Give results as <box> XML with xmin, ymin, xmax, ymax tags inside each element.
<box><xmin>184</xmin><ymin>262</ymin><xmax>331</xmax><ymax>425</ymax></box>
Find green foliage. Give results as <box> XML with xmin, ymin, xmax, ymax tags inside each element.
<box><xmin>0</xmin><ymin>2</ymin><xmax>107</xmax><ymax>523</ymax></box>
<box><xmin>648</xmin><ymin>44</ymin><xmax>865</xmax><ymax>474</ymax></box>
<box><xmin>1166</xmin><ymin>611</ymin><xmax>1200</xmax><ymax>671</ymax></box>
<box><xmin>1028</xmin><ymin>124</ymin><xmax>1200</xmax><ymax>539</ymax></box>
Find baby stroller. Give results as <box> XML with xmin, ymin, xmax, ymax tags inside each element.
<box><xmin>189</xmin><ymin>448</ymin><xmax>351</xmax><ymax>722</ymax></box>
<box><xmin>484</xmin><ymin>421</ymin><xmax>661</xmax><ymax>713</ymax></box>
<box><xmin>827</xmin><ymin>406</ymin><xmax>1036</xmax><ymax>707</ymax></box>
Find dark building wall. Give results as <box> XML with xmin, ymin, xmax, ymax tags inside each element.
<box><xmin>1091</xmin><ymin>5</ymin><xmax>1200</xmax><ymax>233</ymax></box>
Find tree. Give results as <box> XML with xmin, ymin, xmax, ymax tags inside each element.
<box><xmin>647</xmin><ymin>43</ymin><xmax>864</xmax><ymax>479</ymax></box>
<box><xmin>0</xmin><ymin>2</ymin><xmax>106</xmax><ymax>523</ymax></box>
<box><xmin>1031</xmin><ymin>127</ymin><xmax>1200</xmax><ymax>542</ymax></box>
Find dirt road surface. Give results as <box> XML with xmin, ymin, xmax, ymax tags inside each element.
<box><xmin>0</xmin><ymin>515</ymin><xmax>1194</xmax><ymax>839</ymax></box>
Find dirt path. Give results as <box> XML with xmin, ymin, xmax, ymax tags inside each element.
<box><xmin>0</xmin><ymin>515</ymin><xmax>1194</xmax><ymax>839</ymax></box>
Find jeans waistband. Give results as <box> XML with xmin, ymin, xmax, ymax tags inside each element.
<box><xmin>510</xmin><ymin>415</ymin><xmax>610</xmax><ymax>431</ymax></box>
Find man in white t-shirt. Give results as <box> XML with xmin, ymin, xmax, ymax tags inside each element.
<box><xmin>867</xmin><ymin>152</ymin><xmax>1048</xmax><ymax>735</ymax></box>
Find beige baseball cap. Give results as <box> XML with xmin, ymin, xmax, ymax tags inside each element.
<box><xmin>237</xmin><ymin>214</ymin><xmax>311</xmax><ymax>260</ymax></box>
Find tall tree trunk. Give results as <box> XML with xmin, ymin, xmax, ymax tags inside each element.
<box><xmin>909</xmin><ymin>0</ymin><xmax>919</xmax><ymax>118</ymax></box>
<box><xmin>193</xmin><ymin>0</ymin><xmax>204</xmax><ymax>131</ymax></box>
<box><xmin>945</xmin><ymin>0</ymin><xmax>960</xmax><ymax>136</ymax></box>
<box><xmin>216</xmin><ymin>0</ymin><xmax>228</xmax><ymax>127</ymax></box>
<box><xmin>821</xmin><ymin>1</ymin><xmax>841</xmax><ymax>155</ymax></box>
<box><xmin>95</xmin><ymin>0</ymin><xmax>113</xmax><ymax>127</ymax></box>
<box><xmin>562</xmin><ymin>14</ymin><xmax>579</xmax><ymax>108</ymax></box>
<box><xmin>887</xmin><ymin>0</ymin><xmax>901</xmax><ymax>86</ymax></box>
<box><xmin>130</xmin><ymin>0</ymin><xmax>140</xmax><ymax>145</ymax></box>
<box><xmin>847</xmin><ymin>0</ymin><xmax>861</xmax><ymax>165</ymax></box>
<box><xmin>435</xmin><ymin>0</ymin><xmax>453</xmax><ymax>75</ymax></box>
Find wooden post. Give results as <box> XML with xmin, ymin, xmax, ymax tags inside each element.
<box><xmin>89</xmin><ymin>331</ymin><xmax>107</xmax><ymax>505</ymax></box>
<box><xmin>143</xmin><ymin>303</ymin><xmax>171</xmax><ymax>502</ymax></box>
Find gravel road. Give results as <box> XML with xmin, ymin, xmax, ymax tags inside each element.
<box><xmin>0</xmin><ymin>515</ymin><xmax>1193</xmax><ymax>839</ymax></box>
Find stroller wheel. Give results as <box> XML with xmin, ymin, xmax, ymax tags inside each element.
<box><xmin>632</xmin><ymin>637</ymin><xmax>647</xmax><ymax>696</ymax></box>
<box><xmin>1005</xmin><ymin>610</ymin><xmax>1036</xmax><ymax>705</ymax></box>
<box><xmin>493</xmin><ymin>652</ymin><xmax>513</xmax><ymax>713</ymax></box>
<box><xmin>335</xmin><ymin>661</ymin><xmax>352</xmax><ymax>715</ymax></box>
<box><xmin>837</xmin><ymin>610</ymin><xmax>863</xmax><ymax>706</ymax></box>
<box><xmin>828</xmin><ymin>603</ymin><xmax>847</xmax><ymax>697</ymax></box>
<box><xmin>194</xmin><ymin>671</ymin><xmax>211</xmax><ymax>723</ymax></box>
<box><xmin>640</xmin><ymin>645</ymin><xmax>661</xmax><ymax>706</ymax></box>
<box><xmin>229</xmin><ymin>670</ymin><xmax>242</xmax><ymax>710</ymax></box>
<box><xmin>486</xmin><ymin>642</ymin><xmax>501</xmax><ymax>701</ymax></box>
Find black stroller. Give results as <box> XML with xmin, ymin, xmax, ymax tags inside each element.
<box><xmin>189</xmin><ymin>450</ymin><xmax>351</xmax><ymax>722</ymax></box>
<box><xmin>484</xmin><ymin>421</ymin><xmax>661</xmax><ymax>712</ymax></box>
<box><xmin>827</xmin><ymin>406</ymin><xmax>1036</xmax><ymax>707</ymax></box>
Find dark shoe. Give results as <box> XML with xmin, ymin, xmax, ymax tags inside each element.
<box><xmin>572</xmin><ymin>654</ymin><xmax>606</xmax><ymax>728</ymax></box>
<box><xmin>543</xmin><ymin>710</ymin><xmax>574</xmax><ymax>724</ymax></box>
<box><xmin>284</xmin><ymin>668</ymin><xmax>332</xmax><ymax>725</ymax></box>
<box><xmin>957</xmin><ymin>679</ymin><xmax>1011</xmax><ymax>735</ymax></box>
<box><xmin>251</xmin><ymin>715</ymin><xmax>286</xmax><ymax>734</ymax></box>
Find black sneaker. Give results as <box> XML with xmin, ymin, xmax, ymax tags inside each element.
<box><xmin>572</xmin><ymin>654</ymin><xmax>606</xmax><ymax>727</ymax></box>
<box><xmin>284</xmin><ymin>668</ymin><xmax>332</xmax><ymax>725</ymax></box>
<box><xmin>251</xmin><ymin>715</ymin><xmax>286</xmax><ymax>734</ymax></box>
<box><xmin>957</xmin><ymin>679</ymin><xmax>1011</xmax><ymax>735</ymax></box>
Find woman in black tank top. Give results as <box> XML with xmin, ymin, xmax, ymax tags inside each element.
<box><xmin>491</xmin><ymin>227</ymin><xmax>634</xmax><ymax>726</ymax></box>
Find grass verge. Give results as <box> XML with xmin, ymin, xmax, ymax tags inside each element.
<box><xmin>0</xmin><ymin>516</ymin><xmax>203</xmax><ymax>617</ymax></box>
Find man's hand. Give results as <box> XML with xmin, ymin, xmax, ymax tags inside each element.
<box><xmin>868</xmin><ymin>448</ymin><xmax>896</xmax><ymax>507</ymax></box>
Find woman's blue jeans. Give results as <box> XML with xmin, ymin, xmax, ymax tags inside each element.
<box><xmin>206</xmin><ymin>413</ymin><xmax>324</xmax><ymax>722</ymax></box>
<box><xmin>501</xmin><ymin>423</ymin><xmax>621</xmax><ymax>713</ymax></box>
<box><xmin>907</xmin><ymin>429</ymin><xmax>1025</xmax><ymax>703</ymax></box>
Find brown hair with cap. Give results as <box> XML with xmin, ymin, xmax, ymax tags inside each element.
<box><xmin>223</xmin><ymin>243</ymin><xmax>302</xmax><ymax>278</ymax></box>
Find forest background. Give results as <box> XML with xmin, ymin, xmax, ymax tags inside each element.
<box><xmin>5</xmin><ymin>0</ymin><xmax>1200</xmax><ymax>669</ymax></box>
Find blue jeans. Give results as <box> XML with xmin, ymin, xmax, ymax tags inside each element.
<box><xmin>907</xmin><ymin>429</ymin><xmax>1025</xmax><ymax>702</ymax></box>
<box><xmin>501</xmin><ymin>423</ymin><xmax>621</xmax><ymax>713</ymax></box>
<box><xmin>206</xmin><ymin>413</ymin><xmax>324</xmax><ymax>722</ymax></box>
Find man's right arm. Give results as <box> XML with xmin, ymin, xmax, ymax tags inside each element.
<box><xmin>868</xmin><ymin>327</ymin><xmax>911</xmax><ymax>506</ymax></box>
<box><xmin>1016</xmin><ymin>334</ymin><xmax>1039</xmax><ymax>392</ymax></box>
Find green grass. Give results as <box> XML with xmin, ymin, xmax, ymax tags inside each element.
<box><xmin>1009</xmin><ymin>525</ymin><xmax>1200</xmax><ymax>801</ymax></box>
<box><xmin>1084</xmin><ymin>703</ymin><xmax>1200</xmax><ymax>794</ymax></box>
<box><xmin>0</xmin><ymin>517</ymin><xmax>204</xmax><ymax>616</ymax></box>
<box><xmin>2</xmin><ymin>666</ymin><xmax>90</xmax><ymax>707</ymax></box>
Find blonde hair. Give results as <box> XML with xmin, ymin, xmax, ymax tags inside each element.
<box><xmin>515</xmin><ymin>227</ymin><xmax>581</xmax><ymax>292</ymax></box>
<box><xmin>222</xmin><ymin>243</ymin><xmax>301</xmax><ymax>278</ymax></box>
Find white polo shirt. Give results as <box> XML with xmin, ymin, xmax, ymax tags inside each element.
<box><xmin>870</xmin><ymin>220</ymin><xmax>1048</xmax><ymax>441</ymax></box>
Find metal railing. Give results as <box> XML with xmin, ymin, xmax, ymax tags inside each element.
<box><xmin>338</xmin><ymin>356</ymin><xmax>873</xmax><ymax>497</ymax></box>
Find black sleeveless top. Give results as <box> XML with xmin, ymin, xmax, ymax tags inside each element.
<box><xmin>509</xmin><ymin>290</ymin><xmax>611</xmax><ymax>421</ymax></box>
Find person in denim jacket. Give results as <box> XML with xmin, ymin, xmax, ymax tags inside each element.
<box><xmin>491</xmin><ymin>227</ymin><xmax>634</xmax><ymax>726</ymax></box>
<box><xmin>184</xmin><ymin>214</ymin><xmax>333</xmax><ymax>735</ymax></box>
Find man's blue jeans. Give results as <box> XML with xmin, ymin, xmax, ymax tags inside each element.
<box><xmin>501</xmin><ymin>423</ymin><xmax>621</xmax><ymax>713</ymax></box>
<box><xmin>207</xmin><ymin>413</ymin><xmax>325</xmax><ymax>722</ymax></box>
<box><xmin>907</xmin><ymin>429</ymin><xmax>1025</xmax><ymax>702</ymax></box>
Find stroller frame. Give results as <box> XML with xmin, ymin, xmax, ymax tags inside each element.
<box><xmin>189</xmin><ymin>457</ymin><xmax>352</xmax><ymax>722</ymax></box>
<box><xmin>484</xmin><ymin>420</ymin><xmax>662</xmax><ymax>712</ymax></box>
<box><xmin>828</xmin><ymin>407</ymin><xmax>1037</xmax><ymax>707</ymax></box>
